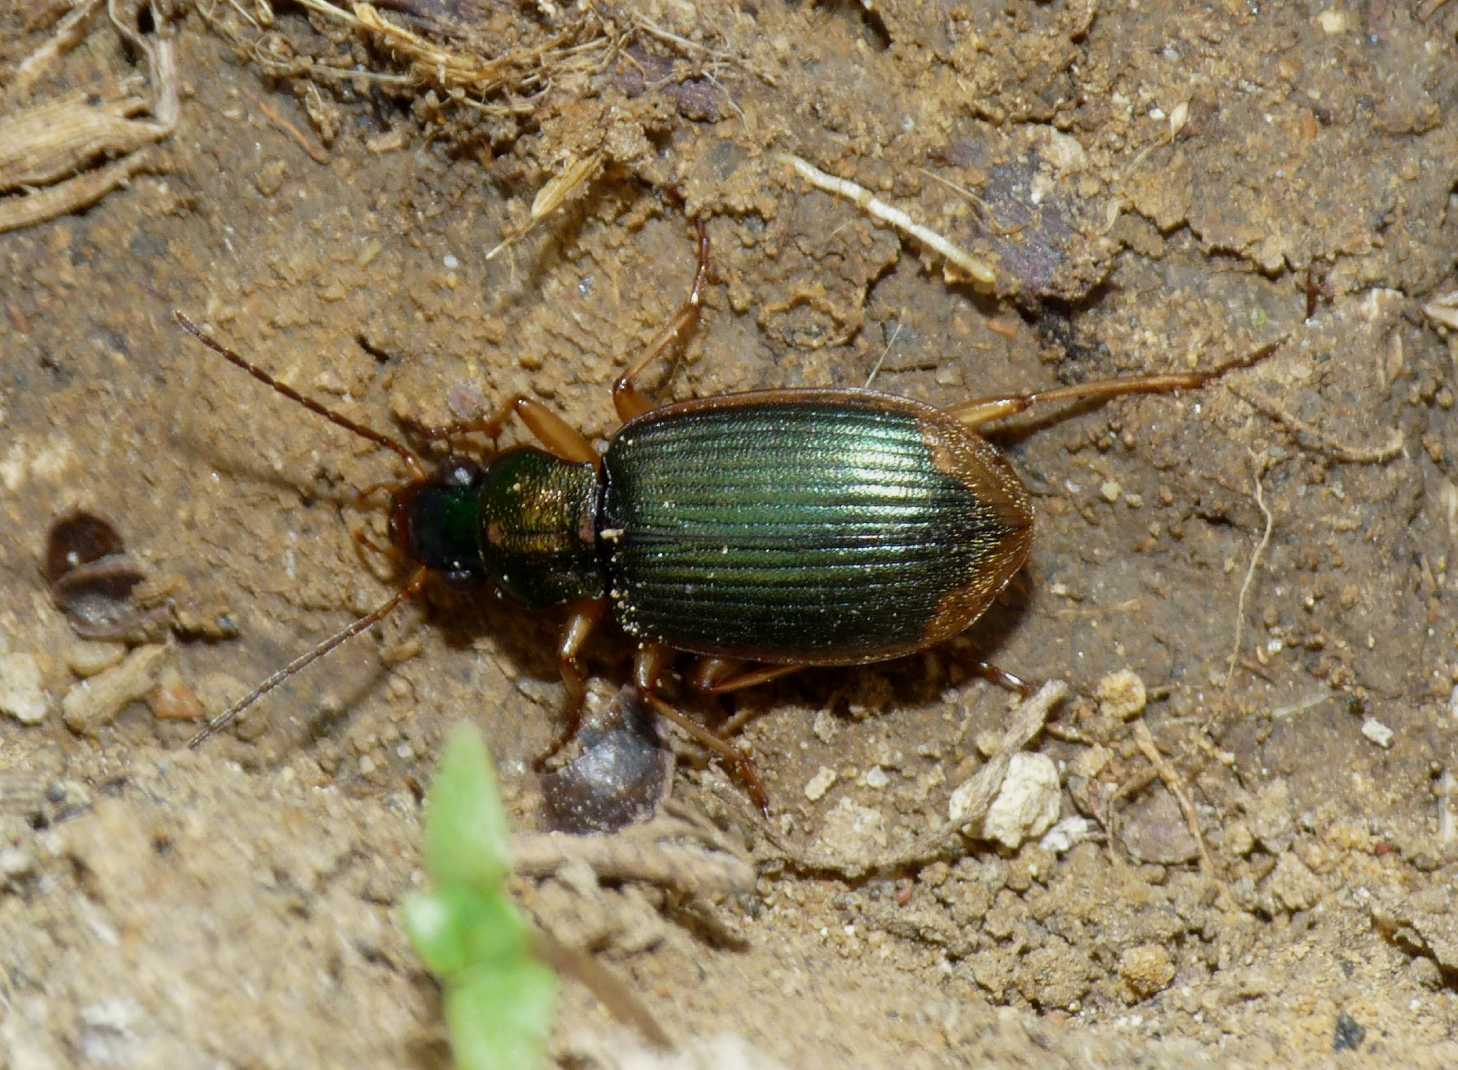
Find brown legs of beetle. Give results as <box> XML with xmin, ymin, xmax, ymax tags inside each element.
<box><xmin>405</xmin><ymin>395</ymin><xmax>600</xmax><ymax>469</ymax></box>
<box><xmin>612</xmin><ymin>220</ymin><xmax>711</xmax><ymax>422</ymax></box>
<box><xmin>949</xmin><ymin>340</ymin><xmax>1281</xmax><ymax>432</ymax></box>
<box><xmin>972</xmin><ymin>660</ymin><xmax>1034</xmax><ymax>696</ymax></box>
<box><xmin>538</xmin><ymin>609</ymin><xmax>770</xmax><ymax>812</ymax></box>
<box><xmin>535</xmin><ymin>598</ymin><xmax>608</xmax><ymax>768</ymax></box>
<box><xmin>690</xmin><ymin>657</ymin><xmax>803</xmax><ymax>694</ymax></box>
<box><xmin>634</xmin><ymin>643</ymin><xmax>770</xmax><ymax>813</ymax></box>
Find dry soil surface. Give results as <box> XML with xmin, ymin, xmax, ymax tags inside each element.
<box><xmin>4</xmin><ymin>2</ymin><xmax>1458</xmax><ymax>1068</ymax></box>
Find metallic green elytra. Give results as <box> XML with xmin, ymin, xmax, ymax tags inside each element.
<box><xmin>599</xmin><ymin>391</ymin><xmax>1032</xmax><ymax>663</ymax></box>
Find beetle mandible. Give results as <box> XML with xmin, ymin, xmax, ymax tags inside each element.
<box><xmin>176</xmin><ymin>221</ymin><xmax>1274</xmax><ymax>809</ymax></box>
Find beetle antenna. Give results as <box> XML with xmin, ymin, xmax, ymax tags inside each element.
<box><xmin>187</xmin><ymin>566</ymin><xmax>429</xmax><ymax>747</ymax></box>
<box><xmin>174</xmin><ymin>311</ymin><xmax>425</xmax><ymax>481</ymax></box>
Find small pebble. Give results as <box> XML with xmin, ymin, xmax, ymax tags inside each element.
<box><xmin>811</xmin><ymin>708</ymin><xmax>838</xmax><ymax>744</ymax></box>
<box><xmin>817</xmin><ymin>797</ymin><xmax>887</xmax><ymax>870</ymax></box>
<box><xmin>1360</xmin><ymin>717</ymin><xmax>1393</xmax><ymax>749</ymax></box>
<box><xmin>1099</xmin><ymin>480</ymin><xmax>1122</xmax><ymax>504</ymax></box>
<box><xmin>982</xmin><ymin>752</ymin><xmax>1061</xmax><ymax>849</ymax></box>
<box><xmin>1267</xmin><ymin>851</ymin><xmax>1325</xmax><ymax>912</ymax></box>
<box><xmin>65</xmin><ymin>639</ymin><xmax>127</xmax><ymax>678</ymax></box>
<box><xmin>1332</xmin><ymin>1012</ymin><xmax>1365</xmax><ymax>1053</ymax></box>
<box><xmin>804</xmin><ymin>766</ymin><xmax>838</xmax><ymax>801</ymax></box>
<box><xmin>540</xmin><ymin>683</ymin><xmax>672</xmax><ymax>835</ymax></box>
<box><xmin>0</xmin><ymin>846</ymin><xmax>35</xmax><ymax>880</ymax></box>
<box><xmin>1119</xmin><ymin>943</ymin><xmax>1175</xmax><ymax>1001</ymax></box>
<box><xmin>148</xmin><ymin>666</ymin><xmax>204</xmax><ymax>722</ymax></box>
<box><xmin>1096</xmin><ymin>669</ymin><xmax>1147</xmax><ymax>720</ymax></box>
<box><xmin>861</xmin><ymin>765</ymin><xmax>889</xmax><ymax>789</ymax></box>
<box><xmin>0</xmin><ymin>652</ymin><xmax>49</xmax><ymax>724</ymax></box>
<box><xmin>1040</xmin><ymin>815</ymin><xmax>1096</xmax><ymax>854</ymax></box>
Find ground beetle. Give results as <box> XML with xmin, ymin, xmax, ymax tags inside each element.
<box><xmin>176</xmin><ymin>222</ymin><xmax>1274</xmax><ymax>808</ymax></box>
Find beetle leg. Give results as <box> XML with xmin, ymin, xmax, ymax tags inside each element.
<box><xmin>634</xmin><ymin>643</ymin><xmax>770</xmax><ymax>813</ymax></box>
<box><xmin>689</xmin><ymin>656</ymin><xmax>739</xmax><ymax>690</ymax></box>
<box><xmin>407</xmin><ymin>396</ymin><xmax>601</xmax><ymax>470</ymax></box>
<box><xmin>949</xmin><ymin>340</ymin><xmax>1282</xmax><ymax>431</ymax></box>
<box><xmin>692</xmin><ymin>658</ymin><xmax>803</xmax><ymax>695</ymax></box>
<box><xmin>612</xmin><ymin>220</ymin><xmax>711</xmax><ymax>422</ymax></box>
<box><xmin>558</xmin><ymin>598</ymin><xmax>607</xmax><ymax>701</ymax></box>
<box><xmin>972</xmin><ymin>660</ymin><xmax>1035</xmax><ymax>697</ymax></box>
<box><xmin>534</xmin><ymin>598</ymin><xmax>609</xmax><ymax>768</ymax></box>
<box><xmin>948</xmin><ymin>372</ymin><xmax>1218</xmax><ymax>431</ymax></box>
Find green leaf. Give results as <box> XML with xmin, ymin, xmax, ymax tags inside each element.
<box><xmin>444</xmin><ymin>954</ymin><xmax>557</xmax><ymax>1070</ymax></box>
<box><xmin>406</xmin><ymin>724</ymin><xmax>558</xmax><ymax>1070</ymax></box>
<box><xmin>403</xmin><ymin>886</ymin><xmax>533</xmax><ymax>979</ymax></box>
<box><xmin>424</xmin><ymin>723</ymin><xmax>513</xmax><ymax>890</ymax></box>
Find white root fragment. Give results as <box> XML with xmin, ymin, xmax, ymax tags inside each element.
<box><xmin>777</xmin><ymin>152</ymin><xmax>998</xmax><ymax>290</ymax></box>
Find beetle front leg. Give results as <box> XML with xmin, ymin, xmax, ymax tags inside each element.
<box><xmin>634</xmin><ymin>643</ymin><xmax>770</xmax><ymax>813</ymax></box>
<box><xmin>407</xmin><ymin>395</ymin><xmax>600</xmax><ymax>470</ymax></box>
<box><xmin>558</xmin><ymin>598</ymin><xmax>607</xmax><ymax>701</ymax></box>
<box><xmin>612</xmin><ymin>220</ymin><xmax>711</xmax><ymax>422</ymax></box>
<box><xmin>534</xmin><ymin>598</ymin><xmax>608</xmax><ymax>768</ymax></box>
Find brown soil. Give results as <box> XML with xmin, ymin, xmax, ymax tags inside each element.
<box><xmin>3</xmin><ymin>2</ymin><xmax>1458</xmax><ymax>1067</ymax></box>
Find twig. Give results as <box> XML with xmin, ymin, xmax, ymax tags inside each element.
<box><xmin>254</xmin><ymin>94</ymin><xmax>329</xmax><ymax>164</ymax></box>
<box><xmin>0</xmin><ymin>150</ymin><xmax>155</xmax><ymax>233</ymax></box>
<box><xmin>486</xmin><ymin>151</ymin><xmax>602</xmax><ymax>261</ymax></box>
<box><xmin>530</xmin><ymin>930</ymin><xmax>672</xmax><ymax>1050</ymax></box>
<box><xmin>7</xmin><ymin>0</ymin><xmax>104</xmax><ymax>106</ymax></box>
<box><xmin>1226</xmin><ymin>449</ymin><xmax>1273</xmax><ymax>688</ymax></box>
<box><xmin>1228</xmin><ymin>383</ymin><xmax>1404</xmax><ymax>464</ymax></box>
<box><xmin>777</xmin><ymin>152</ymin><xmax>997</xmax><ymax>290</ymax></box>
<box><xmin>511</xmin><ymin>820</ymin><xmax>754</xmax><ymax>898</ymax></box>
<box><xmin>1131</xmin><ymin>720</ymin><xmax>1232</xmax><ymax>909</ymax></box>
<box><xmin>1</xmin><ymin>2</ymin><xmax>177</xmax><ymax>233</ymax></box>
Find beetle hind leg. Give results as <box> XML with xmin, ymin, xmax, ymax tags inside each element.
<box><xmin>690</xmin><ymin>656</ymin><xmax>802</xmax><ymax>695</ymax></box>
<box><xmin>971</xmin><ymin>659</ymin><xmax>1035</xmax><ymax>697</ymax></box>
<box><xmin>949</xmin><ymin>340</ymin><xmax>1282</xmax><ymax>432</ymax></box>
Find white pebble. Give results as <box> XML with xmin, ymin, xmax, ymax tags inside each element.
<box><xmin>0</xmin><ymin>652</ymin><xmax>49</xmax><ymax>724</ymax></box>
<box><xmin>804</xmin><ymin>766</ymin><xmax>837</xmax><ymax>801</ymax></box>
<box><xmin>982</xmin><ymin>752</ymin><xmax>1061</xmax><ymax>849</ymax></box>
<box><xmin>1040</xmin><ymin>815</ymin><xmax>1096</xmax><ymax>854</ymax></box>
<box><xmin>1360</xmin><ymin>716</ymin><xmax>1394</xmax><ymax>749</ymax></box>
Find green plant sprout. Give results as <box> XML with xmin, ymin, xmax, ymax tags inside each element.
<box><xmin>404</xmin><ymin>725</ymin><xmax>557</xmax><ymax>1070</ymax></box>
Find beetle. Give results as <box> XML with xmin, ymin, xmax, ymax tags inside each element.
<box><xmin>175</xmin><ymin>222</ymin><xmax>1275</xmax><ymax>809</ymax></box>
